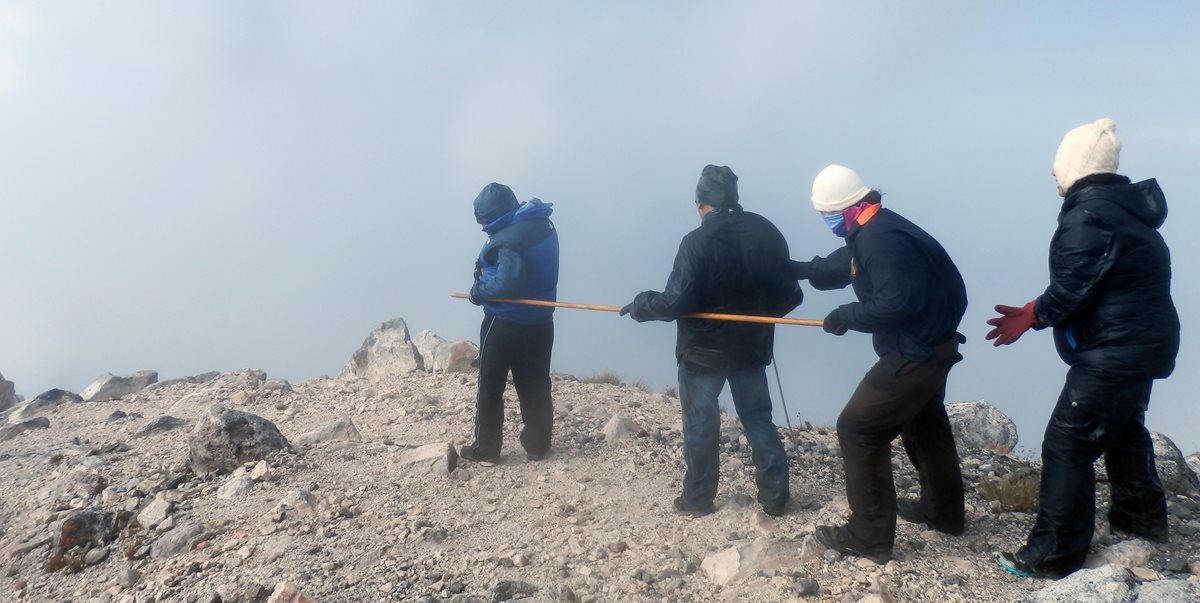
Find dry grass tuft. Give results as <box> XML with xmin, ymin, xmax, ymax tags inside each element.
<box><xmin>977</xmin><ymin>469</ymin><xmax>1040</xmax><ymax>513</ymax></box>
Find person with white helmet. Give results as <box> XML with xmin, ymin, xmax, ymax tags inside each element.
<box><xmin>989</xmin><ymin>119</ymin><xmax>1179</xmax><ymax>579</ymax></box>
<box><xmin>794</xmin><ymin>165</ymin><xmax>968</xmax><ymax>563</ymax></box>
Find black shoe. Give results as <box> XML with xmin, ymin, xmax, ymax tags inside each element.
<box><xmin>762</xmin><ymin>496</ymin><xmax>789</xmax><ymax>517</ymax></box>
<box><xmin>459</xmin><ymin>445</ymin><xmax>499</xmax><ymax>465</ymax></box>
<box><xmin>995</xmin><ymin>551</ymin><xmax>1066</xmax><ymax>580</ymax></box>
<box><xmin>1109</xmin><ymin>515</ymin><xmax>1169</xmax><ymax>544</ymax></box>
<box><xmin>525</xmin><ymin>449</ymin><xmax>549</xmax><ymax>461</ymax></box>
<box><xmin>897</xmin><ymin>498</ymin><xmax>964</xmax><ymax>536</ymax></box>
<box><xmin>673</xmin><ymin>496</ymin><xmax>715</xmax><ymax>517</ymax></box>
<box><xmin>813</xmin><ymin>525</ymin><xmax>892</xmax><ymax>564</ymax></box>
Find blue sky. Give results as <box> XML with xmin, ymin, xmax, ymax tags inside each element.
<box><xmin>1</xmin><ymin>2</ymin><xmax>1197</xmax><ymax>453</ymax></box>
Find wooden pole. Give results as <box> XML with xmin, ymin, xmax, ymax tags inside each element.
<box><xmin>450</xmin><ymin>293</ymin><xmax>824</xmax><ymax>327</ymax></box>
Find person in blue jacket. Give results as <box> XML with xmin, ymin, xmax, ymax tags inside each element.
<box><xmin>461</xmin><ymin>182</ymin><xmax>560</xmax><ymax>463</ymax></box>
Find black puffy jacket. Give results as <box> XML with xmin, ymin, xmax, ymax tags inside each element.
<box><xmin>1033</xmin><ymin>175</ymin><xmax>1179</xmax><ymax>378</ymax></box>
<box><xmin>802</xmin><ymin>207</ymin><xmax>967</xmax><ymax>361</ymax></box>
<box><xmin>628</xmin><ymin>205</ymin><xmax>803</xmax><ymax>370</ymax></box>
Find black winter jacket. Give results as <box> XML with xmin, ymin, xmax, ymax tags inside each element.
<box><xmin>628</xmin><ymin>206</ymin><xmax>803</xmax><ymax>371</ymax></box>
<box><xmin>1033</xmin><ymin>175</ymin><xmax>1179</xmax><ymax>378</ymax></box>
<box><xmin>800</xmin><ymin>207</ymin><xmax>967</xmax><ymax>361</ymax></box>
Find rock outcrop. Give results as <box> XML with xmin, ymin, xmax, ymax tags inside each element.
<box><xmin>0</xmin><ymin>372</ymin><xmax>16</xmax><ymax>412</ymax></box>
<box><xmin>414</xmin><ymin>330</ymin><xmax>480</xmax><ymax>372</ymax></box>
<box><xmin>945</xmin><ymin>400</ymin><xmax>1018</xmax><ymax>455</ymax></box>
<box><xmin>6</xmin><ymin>389</ymin><xmax>82</xmax><ymax>423</ymax></box>
<box><xmin>187</xmin><ymin>405</ymin><xmax>291</xmax><ymax>474</ymax></box>
<box><xmin>1150</xmin><ymin>431</ymin><xmax>1200</xmax><ymax>495</ymax></box>
<box><xmin>0</xmin><ymin>417</ymin><xmax>50</xmax><ymax>442</ymax></box>
<box><xmin>340</xmin><ymin>318</ymin><xmax>422</xmax><ymax>380</ymax></box>
<box><xmin>81</xmin><ymin>370</ymin><xmax>158</xmax><ymax>402</ymax></box>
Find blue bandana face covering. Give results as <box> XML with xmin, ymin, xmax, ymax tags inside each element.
<box><xmin>823</xmin><ymin>212</ymin><xmax>848</xmax><ymax>237</ymax></box>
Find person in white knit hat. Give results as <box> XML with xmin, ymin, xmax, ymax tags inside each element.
<box><xmin>989</xmin><ymin>119</ymin><xmax>1180</xmax><ymax>579</ymax></box>
<box><xmin>792</xmin><ymin>165</ymin><xmax>968</xmax><ymax>563</ymax></box>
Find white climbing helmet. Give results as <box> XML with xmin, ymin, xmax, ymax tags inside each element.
<box><xmin>811</xmin><ymin>164</ymin><xmax>870</xmax><ymax>213</ymax></box>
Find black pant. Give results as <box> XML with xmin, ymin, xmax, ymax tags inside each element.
<box><xmin>836</xmin><ymin>338</ymin><xmax>965</xmax><ymax>553</ymax></box>
<box><xmin>1018</xmin><ymin>368</ymin><xmax>1166</xmax><ymax>575</ymax></box>
<box><xmin>468</xmin><ymin>314</ymin><xmax>554</xmax><ymax>458</ymax></box>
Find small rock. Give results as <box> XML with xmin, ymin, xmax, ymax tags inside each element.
<box><xmin>250</xmin><ymin>460</ymin><xmax>272</xmax><ymax>482</ymax></box>
<box><xmin>271</xmin><ymin>490</ymin><xmax>319</xmax><ymax>520</ymax></box>
<box><xmin>134</xmin><ymin>416</ymin><xmax>187</xmax><ymax>438</ymax></box>
<box><xmin>117</xmin><ymin>568</ymin><xmax>141</xmax><ymax>588</ymax></box>
<box><xmin>217</xmin><ymin>475</ymin><xmax>255</xmax><ymax>500</ymax></box>
<box><xmin>137</xmin><ymin>494</ymin><xmax>173</xmax><ymax>529</ymax></box>
<box><xmin>149</xmin><ymin>523</ymin><xmax>207</xmax><ymax>559</ymax></box>
<box><xmin>395</xmin><ymin>442</ymin><xmax>458</xmax><ymax>475</ymax></box>
<box><xmin>266</xmin><ymin>582</ymin><xmax>315</xmax><ymax>603</ymax></box>
<box><xmin>944</xmin><ymin>400</ymin><xmax>1018</xmax><ymax>455</ymax></box>
<box><xmin>295</xmin><ymin>417</ymin><xmax>363</xmax><ymax>446</ymax></box>
<box><xmin>84</xmin><ymin>545</ymin><xmax>110</xmax><ymax>565</ymax></box>
<box><xmin>602</xmin><ymin>415</ymin><xmax>641</xmax><ymax>443</ymax></box>
<box><xmin>796</xmin><ymin>577</ymin><xmax>819</xmax><ymax>596</ymax></box>
<box><xmin>1100</xmin><ymin>540</ymin><xmax>1154</xmax><ymax>568</ymax></box>
<box><xmin>492</xmin><ymin>580</ymin><xmax>538</xmax><ymax>602</ymax></box>
<box><xmin>53</xmin><ymin>509</ymin><xmax>116</xmax><ymax>554</ymax></box>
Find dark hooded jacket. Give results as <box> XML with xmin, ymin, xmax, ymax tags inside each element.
<box><xmin>1033</xmin><ymin>175</ymin><xmax>1179</xmax><ymax>378</ymax></box>
<box><xmin>627</xmin><ymin>206</ymin><xmax>802</xmax><ymax>371</ymax></box>
<box><xmin>471</xmin><ymin>199</ymin><xmax>559</xmax><ymax>323</ymax></box>
<box><xmin>802</xmin><ymin>207</ymin><xmax>967</xmax><ymax>361</ymax></box>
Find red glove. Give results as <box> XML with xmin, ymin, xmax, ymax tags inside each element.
<box><xmin>985</xmin><ymin>301</ymin><xmax>1038</xmax><ymax>346</ymax></box>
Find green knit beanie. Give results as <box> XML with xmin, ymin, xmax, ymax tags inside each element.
<box><xmin>695</xmin><ymin>164</ymin><xmax>739</xmax><ymax>207</ymax></box>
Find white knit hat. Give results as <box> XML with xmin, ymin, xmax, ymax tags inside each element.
<box><xmin>1053</xmin><ymin>118</ymin><xmax>1121</xmax><ymax>192</ymax></box>
<box><xmin>811</xmin><ymin>164</ymin><xmax>870</xmax><ymax>212</ymax></box>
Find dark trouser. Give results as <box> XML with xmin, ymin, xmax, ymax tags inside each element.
<box><xmin>676</xmin><ymin>362</ymin><xmax>789</xmax><ymax>509</ymax></box>
<box><xmin>1018</xmin><ymin>368</ymin><xmax>1166</xmax><ymax>576</ymax></box>
<box><xmin>468</xmin><ymin>313</ymin><xmax>554</xmax><ymax>458</ymax></box>
<box><xmin>836</xmin><ymin>338</ymin><xmax>964</xmax><ymax>554</ymax></box>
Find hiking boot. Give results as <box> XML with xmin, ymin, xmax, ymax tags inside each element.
<box><xmin>673</xmin><ymin>496</ymin><xmax>715</xmax><ymax>517</ymax></box>
<box><xmin>1109</xmin><ymin>515</ymin><xmax>1169</xmax><ymax>544</ymax></box>
<box><xmin>897</xmin><ymin>498</ymin><xmax>964</xmax><ymax>536</ymax></box>
<box><xmin>762</xmin><ymin>496</ymin><xmax>789</xmax><ymax>517</ymax></box>
<box><xmin>458</xmin><ymin>445</ymin><xmax>499</xmax><ymax>465</ymax></box>
<box><xmin>813</xmin><ymin>525</ymin><xmax>892</xmax><ymax>564</ymax></box>
<box><xmin>995</xmin><ymin>551</ymin><xmax>1067</xmax><ymax>580</ymax></box>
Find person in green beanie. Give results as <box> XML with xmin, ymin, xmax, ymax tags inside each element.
<box><xmin>620</xmin><ymin>165</ymin><xmax>802</xmax><ymax>517</ymax></box>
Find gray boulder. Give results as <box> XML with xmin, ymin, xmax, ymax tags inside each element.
<box><xmin>1187</xmin><ymin>453</ymin><xmax>1200</xmax><ymax>487</ymax></box>
<box><xmin>340</xmin><ymin>318</ymin><xmax>423</xmax><ymax>380</ymax></box>
<box><xmin>1135</xmin><ymin>579</ymin><xmax>1199</xmax><ymax>602</ymax></box>
<box><xmin>81</xmin><ymin>372</ymin><xmax>155</xmax><ymax>402</ymax></box>
<box><xmin>7</xmin><ymin>389</ymin><xmax>82</xmax><ymax>423</ymax></box>
<box><xmin>135</xmin><ymin>415</ymin><xmax>188</xmax><ymax>438</ymax></box>
<box><xmin>149</xmin><ymin>523</ymin><xmax>208</xmax><ymax>559</ymax></box>
<box><xmin>1150</xmin><ymin>432</ymin><xmax>1200</xmax><ymax>495</ymax></box>
<box><xmin>187</xmin><ymin>405</ymin><xmax>291</xmax><ymax>474</ymax></box>
<box><xmin>945</xmin><ymin>400</ymin><xmax>1019</xmax><ymax>455</ymax></box>
<box><xmin>0</xmin><ymin>417</ymin><xmax>50</xmax><ymax>442</ymax></box>
<box><xmin>295</xmin><ymin>417</ymin><xmax>363</xmax><ymax>446</ymax></box>
<box><xmin>53</xmin><ymin>509</ymin><xmax>116</xmax><ymax>554</ymax></box>
<box><xmin>413</xmin><ymin>330</ymin><xmax>479</xmax><ymax>373</ymax></box>
<box><xmin>0</xmin><ymin>372</ymin><xmax>16</xmax><ymax>412</ymax></box>
<box><xmin>1025</xmin><ymin>564</ymin><xmax>1135</xmax><ymax>603</ymax></box>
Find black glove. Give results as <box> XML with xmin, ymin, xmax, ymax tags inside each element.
<box><xmin>619</xmin><ymin>303</ymin><xmax>633</xmax><ymax>317</ymax></box>
<box><xmin>790</xmin><ymin>260</ymin><xmax>813</xmax><ymax>281</ymax></box>
<box><xmin>823</xmin><ymin>307</ymin><xmax>848</xmax><ymax>336</ymax></box>
<box><xmin>473</xmin><ymin>261</ymin><xmax>483</xmax><ymax>283</ymax></box>
<box><xmin>468</xmin><ymin>283</ymin><xmax>484</xmax><ymax>306</ymax></box>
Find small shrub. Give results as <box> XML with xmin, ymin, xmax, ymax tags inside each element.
<box><xmin>630</xmin><ymin>379</ymin><xmax>652</xmax><ymax>393</ymax></box>
<box><xmin>663</xmin><ymin>386</ymin><xmax>678</xmax><ymax>398</ymax></box>
<box><xmin>580</xmin><ymin>371</ymin><xmax>624</xmax><ymax>386</ymax></box>
<box><xmin>977</xmin><ymin>469</ymin><xmax>1040</xmax><ymax>513</ymax></box>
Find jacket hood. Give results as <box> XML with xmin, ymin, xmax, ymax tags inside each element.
<box><xmin>483</xmin><ymin>198</ymin><xmax>553</xmax><ymax>234</ymax></box>
<box><xmin>1066</xmin><ymin>178</ymin><xmax>1168</xmax><ymax>230</ymax></box>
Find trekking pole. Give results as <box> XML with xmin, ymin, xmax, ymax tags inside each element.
<box><xmin>770</xmin><ymin>354</ymin><xmax>794</xmax><ymax>431</ymax></box>
<box><xmin>449</xmin><ymin>293</ymin><xmax>824</xmax><ymax>327</ymax></box>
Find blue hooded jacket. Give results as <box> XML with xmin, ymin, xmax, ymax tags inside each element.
<box><xmin>470</xmin><ymin>198</ymin><xmax>559</xmax><ymax>323</ymax></box>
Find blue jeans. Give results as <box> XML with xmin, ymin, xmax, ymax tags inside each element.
<box><xmin>677</xmin><ymin>363</ymin><xmax>789</xmax><ymax>508</ymax></box>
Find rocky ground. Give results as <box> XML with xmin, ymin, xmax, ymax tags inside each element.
<box><xmin>1</xmin><ymin>321</ymin><xmax>1199</xmax><ymax>603</ymax></box>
